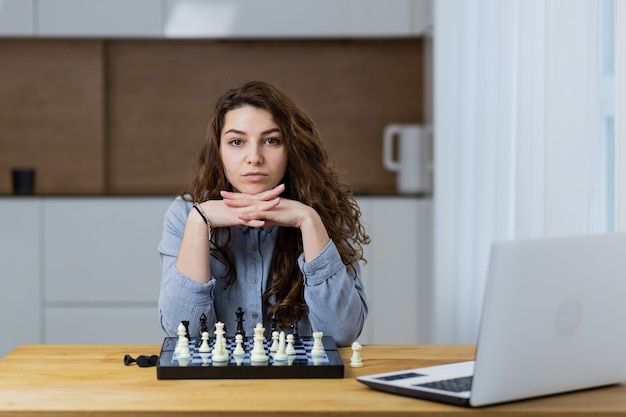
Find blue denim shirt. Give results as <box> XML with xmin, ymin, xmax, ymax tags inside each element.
<box><xmin>158</xmin><ymin>197</ymin><xmax>368</xmax><ymax>346</ymax></box>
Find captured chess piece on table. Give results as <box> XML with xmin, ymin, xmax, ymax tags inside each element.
<box><xmin>124</xmin><ymin>354</ymin><xmax>159</xmax><ymax>367</ymax></box>
<box><xmin>350</xmin><ymin>342</ymin><xmax>363</xmax><ymax>368</ymax></box>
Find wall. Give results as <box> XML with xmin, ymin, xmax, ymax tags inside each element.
<box><xmin>0</xmin><ymin>38</ymin><xmax>425</xmax><ymax>195</ymax></box>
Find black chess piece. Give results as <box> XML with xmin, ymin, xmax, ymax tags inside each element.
<box><xmin>270</xmin><ymin>314</ymin><xmax>279</xmax><ymax>334</ymax></box>
<box><xmin>124</xmin><ymin>354</ymin><xmax>158</xmax><ymax>367</ymax></box>
<box><xmin>199</xmin><ymin>313</ymin><xmax>208</xmax><ymax>336</ymax></box>
<box><xmin>235</xmin><ymin>306</ymin><xmax>246</xmax><ymax>339</ymax></box>
<box><xmin>182</xmin><ymin>320</ymin><xmax>190</xmax><ymax>339</ymax></box>
<box><xmin>291</xmin><ymin>320</ymin><xmax>303</xmax><ymax>346</ymax></box>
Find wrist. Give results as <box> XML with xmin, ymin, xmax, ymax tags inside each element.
<box><xmin>191</xmin><ymin>203</ymin><xmax>212</xmax><ymax>239</ymax></box>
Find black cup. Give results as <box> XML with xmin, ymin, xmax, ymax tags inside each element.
<box><xmin>12</xmin><ymin>168</ymin><xmax>35</xmax><ymax>195</ymax></box>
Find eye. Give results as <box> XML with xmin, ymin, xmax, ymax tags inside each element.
<box><xmin>265</xmin><ymin>137</ymin><xmax>281</xmax><ymax>145</ymax></box>
<box><xmin>229</xmin><ymin>138</ymin><xmax>243</xmax><ymax>146</ymax></box>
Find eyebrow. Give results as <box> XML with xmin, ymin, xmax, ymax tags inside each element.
<box><xmin>223</xmin><ymin>127</ymin><xmax>281</xmax><ymax>136</ymax></box>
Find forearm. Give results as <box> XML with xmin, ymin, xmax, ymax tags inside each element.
<box><xmin>299</xmin><ymin>207</ymin><xmax>331</xmax><ymax>262</ymax></box>
<box><xmin>300</xmin><ymin>242</ymin><xmax>368</xmax><ymax>346</ymax></box>
<box><xmin>176</xmin><ymin>207</ymin><xmax>212</xmax><ymax>283</ymax></box>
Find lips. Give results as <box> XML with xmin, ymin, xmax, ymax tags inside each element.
<box><xmin>243</xmin><ymin>172</ymin><xmax>267</xmax><ymax>181</ymax></box>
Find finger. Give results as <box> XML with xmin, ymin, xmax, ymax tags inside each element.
<box><xmin>223</xmin><ymin>197</ymin><xmax>280</xmax><ymax>209</ymax></box>
<box><xmin>221</xmin><ymin>184</ymin><xmax>284</xmax><ymax>201</ymax></box>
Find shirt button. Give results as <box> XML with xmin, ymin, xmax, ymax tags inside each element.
<box><xmin>251</xmin><ymin>313</ymin><xmax>259</xmax><ymax>319</ymax></box>
<box><xmin>252</xmin><ymin>277</ymin><xmax>259</xmax><ymax>284</ymax></box>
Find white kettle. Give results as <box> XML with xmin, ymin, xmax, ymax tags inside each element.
<box><xmin>383</xmin><ymin>124</ymin><xmax>432</xmax><ymax>194</ymax></box>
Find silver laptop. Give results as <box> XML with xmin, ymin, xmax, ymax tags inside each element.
<box><xmin>357</xmin><ymin>232</ymin><xmax>626</xmax><ymax>407</ymax></box>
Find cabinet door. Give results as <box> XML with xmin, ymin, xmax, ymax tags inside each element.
<box><xmin>0</xmin><ymin>199</ymin><xmax>42</xmax><ymax>357</ymax></box>
<box><xmin>42</xmin><ymin>197</ymin><xmax>173</xmax><ymax>344</ymax></box>
<box><xmin>0</xmin><ymin>0</ymin><xmax>34</xmax><ymax>36</ymax></box>
<box><xmin>356</xmin><ymin>197</ymin><xmax>433</xmax><ymax>345</ymax></box>
<box><xmin>164</xmin><ymin>0</ymin><xmax>417</xmax><ymax>38</ymax></box>
<box><xmin>37</xmin><ymin>0</ymin><xmax>162</xmax><ymax>37</ymax></box>
<box><xmin>43</xmin><ymin>197</ymin><xmax>172</xmax><ymax>304</ymax></box>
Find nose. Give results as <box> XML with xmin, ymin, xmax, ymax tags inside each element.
<box><xmin>246</xmin><ymin>144</ymin><xmax>263</xmax><ymax>165</ymax></box>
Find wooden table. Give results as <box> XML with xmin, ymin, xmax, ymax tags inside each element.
<box><xmin>0</xmin><ymin>344</ymin><xmax>625</xmax><ymax>416</ymax></box>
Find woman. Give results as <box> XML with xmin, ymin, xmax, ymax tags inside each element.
<box><xmin>158</xmin><ymin>81</ymin><xmax>369</xmax><ymax>346</ymax></box>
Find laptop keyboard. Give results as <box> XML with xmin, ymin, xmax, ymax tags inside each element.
<box><xmin>414</xmin><ymin>375</ymin><xmax>473</xmax><ymax>393</ymax></box>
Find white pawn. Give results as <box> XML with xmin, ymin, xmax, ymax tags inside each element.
<box><xmin>311</xmin><ymin>331</ymin><xmax>325</xmax><ymax>357</ymax></box>
<box><xmin>233</xmin><ymin>334</ymin><xmax>245</xmax><ymax>357</ymax></box>
<box><xmin>286</xmin><ymin>334</ymin><xmax>296</xmax><ymax>356</ymax></box>
<box><xmin>199</xmin><ymin>331</ymin><xmax>211</xmax><ymax>353</ymax></box>
<box><xmin>273</xmin><ymin>331</ymin><xmax>288</xmax><ymax>363</ymax></box>
<box><xmin>177</xmin><ymin>336</ymin><xmax>191</xmax><ymax>359</ymax></box>
<box><xmin>269</xmin><ymin>331</ymin><xmax>280</xmax><ymax>353</ymax></box>
<box><xmin>350</xmin><ymin>342</ymin><xmax>363</xmax><ymax>368</ymax></box>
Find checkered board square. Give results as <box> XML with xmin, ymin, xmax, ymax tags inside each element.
<box><xmin>156</xmin><ymin>335</ymin><xmax>345</xmax><ymax>379</ymax></box>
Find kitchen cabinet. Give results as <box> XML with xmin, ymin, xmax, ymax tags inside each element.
<box><xmin>0</xmin><ymin>0</ymin><xmax>34</xmax><ymax>35</ymax></box>
<box><xmin>37</xmin><ymin>0</ymin><xmax>162</xmax><ymax>37</ymax></box>
<box><xmin>42</xmin><ymin>198</ymin><xmax>171</xmax><ymax>344</ymax></box>
<box><xmin>0</xmin><ymin>0</ymin><xmax>431</xmax><ymax>39</ymax></box>
<box><xmin>0</xmin><ymin>199</ymin><xmax>41</xmax><ymax>358</ymax></box>
<box><xmin>357</xmin><ymin>197</ymin><xmax>433</xmax><ymax>345</ymax></box>
<box><xmin>164</xmin><ymin>0</ymin><xmax>431</xmax><ymax>38</ymax></box>
<box><xmin>0</xmin><ymin>196</ymin><xmax>431</xmax><ymax>357</ymax></box>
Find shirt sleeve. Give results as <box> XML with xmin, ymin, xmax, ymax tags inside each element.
<box><xmin>298</xmin><ymin>240</ymin><xmax>368</xmax><ymax>346</ymax></box>
<box><xmin>157</xmin><ymin>198</ymin><xmax>217</xmax><ymax>337</ymax></box>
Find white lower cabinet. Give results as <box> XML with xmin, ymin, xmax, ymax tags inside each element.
<box><xmin>0</xmin><ymin>196</ymin><xmax>432</xmax><ymax>357</ymax></box>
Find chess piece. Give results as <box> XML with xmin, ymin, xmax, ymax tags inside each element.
<box><xmin>123</xmin><ymin>354</ymin><xmax>158</xmax><ymax>367</ymax></box>
<box><xmin>291</xmin><ymin>320</ymin><xmax>302</xmax><ymax>346</ymax></box>
<box><xmin>273</xmin><ymin>331</ymin><xmax>288</xmax><ymax>363</ymax></box>
<box><xmin>199</xmin><ymin>331</ymin><xmax>211</xmax><ymax>353</ymax></box>
<box><xmin>177</xmin><ymin>336</ymin><xmax>191</xmax><ymax>359</ymax></box>
<box><xmin>250</xmin><ymin>323</ymin><xmax>268</xmax><ymax>364</ymax></box>
<box><xmin>270</xmin><ymin>331</ymin><xmax>279</xmax><ymax>353</ymax></box>
<box><xmin>175</xmin><ymin>322</ymin><xmax>187</xmax><ymax>354</ymax></box>
<box><xmin>350</xmin><ymin>342</ymin><xmax>363</xmax><ymax>367</ymax></box>
<box><xmin>199</xmin><ymin>313</ymin><xmax>208</xmax><ymax>339</ymax></box>
<box><xmin>212</xmin><ymin>322</ymin><xmax>228</xmax><ymax>362</ymax></box>
<box><xmin>235</xmin><ymin>307</ymin><xmax>246</xmax><ymax>339</ymax></box>
<box><xmin>233</xmin><ymin>334</ymin><xmax>245</xmax><ymax>357</ymax></box>
<box><xmin>286</xmin><ymin>334</ymin><xmax>296</xmax><ymax>356</ymax></box>
<box><xmin>311</xmin><ymin>331</ymin><xmax>325</xmax><ymax>357</ymax></box>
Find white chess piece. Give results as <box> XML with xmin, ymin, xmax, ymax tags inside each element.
<box><xmin>286</xmin><ymin>334</ymin><xmax>296</xmax><ymax>356</ymax></box>
<box><xmin>250</xmin><ymin>323</ymin><xmax>268</xmax><ymax>364</ymax></box>
<box><xmin>270</xmin><ymin>331</ymin><xmax>280</xmax><ymax>353</ymax></box>
<box><xmin>273</xmin><ymin>331</ymin><xmax>288</xmax><ymax>363</ymax></box>
<box><xmin>199</xmin><ymin>331</ymin><xmax>211</xmax><ymax>353</ymax></box>
<box><xmin>311</xmin><ymin>331</ymin><xmax>325</xmax><ymax>357</ymax></box>
<box><xmin>212</xmin><ymin>322</ymin><xmax>228</xmax><ymax>362</ymax></box>
<box><xmin>233</xmin><ymin>334</ymin><xmax>245</xmax><ymax>357</ymax></box>
<box><xmin>177</xmin><ymin>336</ymin><xmax>191</xmax><ymax>359</ymax></box>
<box><xmin>175</xmin><ymin>322</ymin><xmax>187</xmax><ymax>354</ymax></box>
<box><xmin>350</xmin><ymin>342</ymin><xmax>363</xmax><ymax>367</ymax></box>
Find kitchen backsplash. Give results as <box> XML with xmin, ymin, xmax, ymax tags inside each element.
<box><xmin>0</xmin><ymin>38</ymin><xmax>425</xmax><ymax>195</ymax></box>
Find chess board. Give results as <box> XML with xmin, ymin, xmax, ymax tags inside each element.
<box><xmin>156</xmin><ymin>335</ymin><xmax>345</xmax><ymax>379</ymax></box>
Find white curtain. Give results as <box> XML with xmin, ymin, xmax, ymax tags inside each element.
<box><xmin>432</xmin><ymin>0</ymin><xmax>599</xmax><ymax>344</ymax></box>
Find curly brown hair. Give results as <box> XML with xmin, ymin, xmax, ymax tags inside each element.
<box><xmin>183</xmin><ymin>81</ymin><xmax>370</xmax><ymax>328</ymax></box>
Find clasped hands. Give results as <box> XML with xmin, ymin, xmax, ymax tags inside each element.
<box><xmin>199</xmin><ymin>184</ymin><xmax>313</xmax><ymax>230</ymax></box>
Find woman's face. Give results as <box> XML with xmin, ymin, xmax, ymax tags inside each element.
<box><xmin>219</xmin><ymin>106</ymin><xmax>287</xmax><ymax>195</ymax></box>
